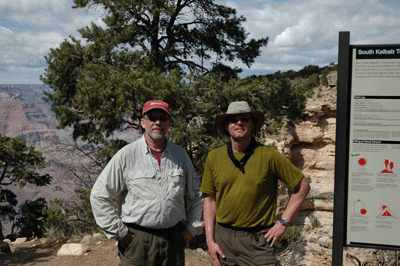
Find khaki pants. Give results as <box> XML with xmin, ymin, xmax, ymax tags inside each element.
<box><xmin>118</xmin><ymin>223</ymin><xmax>186</xmax><ymax>266</ymax></box>
<box><xmin>215</xmin><ymin>223</ymin><xmax>279</xmax><ymax>266</ymax></box>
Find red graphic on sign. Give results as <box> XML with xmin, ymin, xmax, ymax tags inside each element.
<box><xmin>379</xmin><ymin>205</ymin><xmax>394</xmax><ymax>217</ymax></box>
<box><xmin>353</xmin><ymin>199</ymin><xmax>367</xmax><ymax>215</ymax></box>
<box><xmin>358</xmin><ymin>158</ymin><xmax>367</xmax><ymax>166</ymax></box>
<box><xmin>381</xmin><ymin>159</ymin><xmax>394</xmax><ymax>173</ymax></box>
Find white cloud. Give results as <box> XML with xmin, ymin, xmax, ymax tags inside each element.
<box><xmin>2</xmin><ymin>0</ymin><xmax>400</xmax><ymax>83</ymax></box>
<box><xmin>220</xmin><ymin>0</ymin><xmax>400</xmax><ymax>73</ymax></box>
<box><xmin>0</xmin><ymin>26</ymin><xmax>13</xmax><ymax>35</ymax></box>
<box><xmin>1</xmin><ymin>0</ymin><xmax>70</xmax><ymax>26</ymax></box>
<box><xmin>0</xmin><ymin>0</ymin><xmax>105</xmax><ymax>33</ymax></box>
<box><xmin>0</xmin><ymin>0</ymin><xmax>105</xmax><ymax>83</ymax></box>
<box><xmin>23</xmin><ymin>31</ymin><xmax>65</xmax><ymax>53</ymax></box>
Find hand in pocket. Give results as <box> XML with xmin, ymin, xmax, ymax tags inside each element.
<box><xmin>118</xmin><ymin>231</ymin><xmax>133</xmax><ymax>254</ymax></box>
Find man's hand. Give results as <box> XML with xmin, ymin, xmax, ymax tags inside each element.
<box><xmin>118</xmin><ymin>231</ymin><xmax>133</xmax><ymax>252</ymax></box>
<box><xmin>207</xmin><ymin>241</ymin><xmax>225</xmax><ymax>266</ymax></box>
<box><xmin>258</xmin><ymin>222</ymin><xmax>286</xmax><ymax>247</ymax></box>
<box><xmin>182</xmin><ymin>228</ymin><xmax>194</xmax><ymax>246</ymax></box>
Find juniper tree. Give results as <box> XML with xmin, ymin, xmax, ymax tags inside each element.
<box><xmin>0</xmin><ymin>135</ymin><xmax>51</xmax><ymax>239</ymax></box>
<box><xmin>15</xmin><ymin>198</ymin><xmax>48</xmax><ymax>239</ymax></box>
<box><xmin>41</xmin><ymin>0</ymin><xmax>268</xmax><ymax>143</ymax></box>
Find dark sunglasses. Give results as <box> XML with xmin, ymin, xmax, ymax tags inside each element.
<box><xmin>146</xmin><ymin>115</ymin><xmax>170</xmax><ymax>122</ymax></box>
<box><xmin>228</xmin><ymin>116</ymin><xmax>251</xmax><ymax>124</ymax></box>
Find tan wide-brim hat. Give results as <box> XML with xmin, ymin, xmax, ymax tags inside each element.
<box><xmin>216</xmin><ymin>101</ymin><xmax>264</xmax><ymax>136</ymax></box>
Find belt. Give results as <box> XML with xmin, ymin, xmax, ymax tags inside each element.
<box><xmin>124</xmin><ymin>222</ymin><xmax>182</xmax><ymax>236</ymax></box>
<box><xmin>218</xmin><ymin>223</ymin><xmax>273</xmax><ymax>233</ymax></box>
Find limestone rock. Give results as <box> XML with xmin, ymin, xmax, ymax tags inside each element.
<box><xmin>57</xmin><ymin>243</ymin><xmax>88</xmax><ymax>256</ymax></box>
<box><xmin>327</xmin><ymin>72</ymin><xmax>337</xmax><ymax>87</ymax></box>
<box><xmin>274</xmin><ymin>71</ymin><xmax>338</xmax><ymax>265</ymax></box>
<box><xmin>294</xmin><ymin>123</ymin><xmax>324</xmax><ymax>144</ymax></box>
<box><xmin>13</xmin><ymin>237</ymin><xmax>27</xmax><ymax>245</ymax></box>
<box><xmin>80</xmin><ymin>234</ymin><xmax>92</xmax><ymax>245</ymax></box>
<box><xmin>92</xmin><ymin>232</ymin><xmax>106</xmax><ymax>242</ymax></box>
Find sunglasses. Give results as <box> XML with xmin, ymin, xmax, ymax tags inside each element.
<box><xmin>228</xmin><ymin>116</ymin><xmax>251</xmax><ymax>124</ymax></box>
<box><xmin>145</xmin><ymin>115</ymin><xmax>170</xmax><ymax>122</ymax></box>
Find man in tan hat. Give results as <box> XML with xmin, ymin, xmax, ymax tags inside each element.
<box><xmin>201</xmin><ymin>101</ymin><xmax>310</xmax><ymax>266</ymax></box>
<box><xmin>91</xmin><ymin>100</ymin><xmax>203</xmax><ymax>266</ymax></box>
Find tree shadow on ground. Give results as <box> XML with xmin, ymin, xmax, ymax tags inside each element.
<box><xmin>0</xmin><ymin>239</ymin><xmax>65</xmax><ymax>265</ymax></box>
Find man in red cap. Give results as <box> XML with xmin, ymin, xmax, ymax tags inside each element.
<box><xmin>91</xmin><ymin>100</ymin><xmax>203</xmax><ymax>266</ymax></box>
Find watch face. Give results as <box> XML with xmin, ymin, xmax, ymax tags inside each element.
<box><xmin>280</xmin><ymin>218</ymin><xmax>287</xmax><ymax>226</ymax></box>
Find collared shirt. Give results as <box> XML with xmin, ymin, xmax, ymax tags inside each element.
<box><xmin>90</xmin><ymin>136</ymin><xmax>203</xmax><ymax>240</ymax></box>
<box><xmin>201</xmin><ymin>143</ymin><xmax>303</xmax><ymax>228</ymax></box>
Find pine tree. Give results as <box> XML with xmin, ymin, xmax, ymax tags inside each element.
<box><xmin>40</xmin><ymin>0</ymin><xmax>268</xmax><ymax>144</ymax></box>
<box><xmin>0</xmin><ymin>135</ymin><xmax>51</xmax><ymax>239</ymax></box>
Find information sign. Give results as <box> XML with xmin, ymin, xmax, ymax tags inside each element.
<box><xmin>346</xmin><ymin>45</ymin><xmax>400</xmax><ymax>249</ymax></box>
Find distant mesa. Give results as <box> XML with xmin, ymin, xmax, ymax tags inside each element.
<box><xmin>0</xmin><ymin>84</ymin><xmax>59</xmax><ymax>145</ymax></box>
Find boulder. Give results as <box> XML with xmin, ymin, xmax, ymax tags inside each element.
<box><xmin>92</xmin><ymin>232</ymin><xmax>106</xmax><ymax>242</ymax></box>
<box><xmin>13</xmin><ymin>237</ymin><xmax>27</xmax><ymax>245</ymax></box>
<box><xmin>80</xmin><ymin>234</ymin><xmax>92</xmax><ymax>245</ymax></box>
<box><xmin>57</xmin><ymin>243</ymin><xmax>88</xmax><ymax>256</ymax></box>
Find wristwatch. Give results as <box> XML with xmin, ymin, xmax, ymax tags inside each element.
<box><xmin>279</xmin><ymin>218</ymin><xmax>288</xmax><ymax>226</ymax></box>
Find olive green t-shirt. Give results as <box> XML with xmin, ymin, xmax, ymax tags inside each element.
<box><xmin>200</xmin><ymin>143</ymin><xmax>304</xmax><ymax>228</ymax></box>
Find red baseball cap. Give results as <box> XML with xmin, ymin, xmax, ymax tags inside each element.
<box><xmin>142</xmin><ymin>100</ymin><xmax>171</xmax><ymax>115</ymax></box>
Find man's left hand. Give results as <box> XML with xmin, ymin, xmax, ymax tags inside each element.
<box><xmin>258</xmin><ymin>223</ymin><xmax>286</xmax><ymax>247</ymax></box>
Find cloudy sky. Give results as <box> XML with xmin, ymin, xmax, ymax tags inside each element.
<box><xmin>1</xmin><ymin>0</ymin><xmax>400</xmax><ymax>84</ymax></box>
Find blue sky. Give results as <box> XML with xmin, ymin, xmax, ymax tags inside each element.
<box><xmin>1</xmin><ymin>0</ymin><xmax>400</xmax><ymax>84</ymax></box>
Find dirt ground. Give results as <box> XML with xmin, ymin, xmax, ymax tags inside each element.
<box><xmin>0</xmin><ymin>238</ymin><xmax>212</xmax><ymax>266</ymax></box>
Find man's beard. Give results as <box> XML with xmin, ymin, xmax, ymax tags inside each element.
<box><xmin>147</xmin><ymin>127</ymin><xmax>165</xmax><ymax>140</ymax></box>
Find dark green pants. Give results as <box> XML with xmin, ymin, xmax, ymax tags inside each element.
<box><xmin>118</xmin><ymin>223</ymin><xmax>186</xmax><ymax>266</ymax></box>
<box><xmin>215</xmin><ymin>223</ymin><xmax>279</xmax><ymax>266</ymax></box>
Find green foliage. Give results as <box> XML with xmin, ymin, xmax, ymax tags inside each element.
<box><xmin>311</xmin><ymin>217</ymin><xmax>321</xmax><ymax>229</ymax></box>
<box><xmin>41</xmin><ymin>0</ymin><xmax>269</xmax><ymax>143</ymax></box>
<box><xmin>44</xmin><ymin>198</ymin><xmax>69</xmax><ymax>239</ymax></box>
<box><xmin>306</xmin><ymin>73</ymin><xmax>320</xmax><ymax>90</ymax></box>
<box><xmin>15</xmin><ymin>198</ymin><xmax>48</xmax><ymax>239</ymax></box>
<box><xmin>281</xmin><ymin>225</ymin><xmax>302</xmax><ymax>243</ymax></box>
<box><xmin>166</xmin><ymin>73</ymin><xmax>309</xmax><ymax>172</ymax></box>
<box><xmin>44</xmin><ymin>188</ymin><xmax>98</xmax><ymax>240</ymax></box>
<box><xmin>42</xmin><ymin>65</ymin><xmax>311</xmax><ymax>175</ymax></box>
<box><xmin>0</xmin><ymin>134</ymin><xmax>51</xmax><ymax>239</ymax></box>
<box><xmin>298</xmin><ymin>65</ymin><xmax>321</xmax><ymax>78</ymax></box>
<box><xmin>209</xmin><ymin>63</ymin><xmax>242</xmax><ymax>82</ymax></box>
<box><xmin>72</xmin><ymin>0</ymin><xmax>268</xmax><ymax>73</ymax></box>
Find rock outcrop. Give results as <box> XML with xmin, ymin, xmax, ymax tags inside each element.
<box><xmin>265</xmin><ymin>72</ymin><xmax>337</xmax><ymax>265</ymax></box>
<box><xmin>270</xmin><ymin>72</ymin><xmax>377</xmax><ymax>266</ymax></box>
